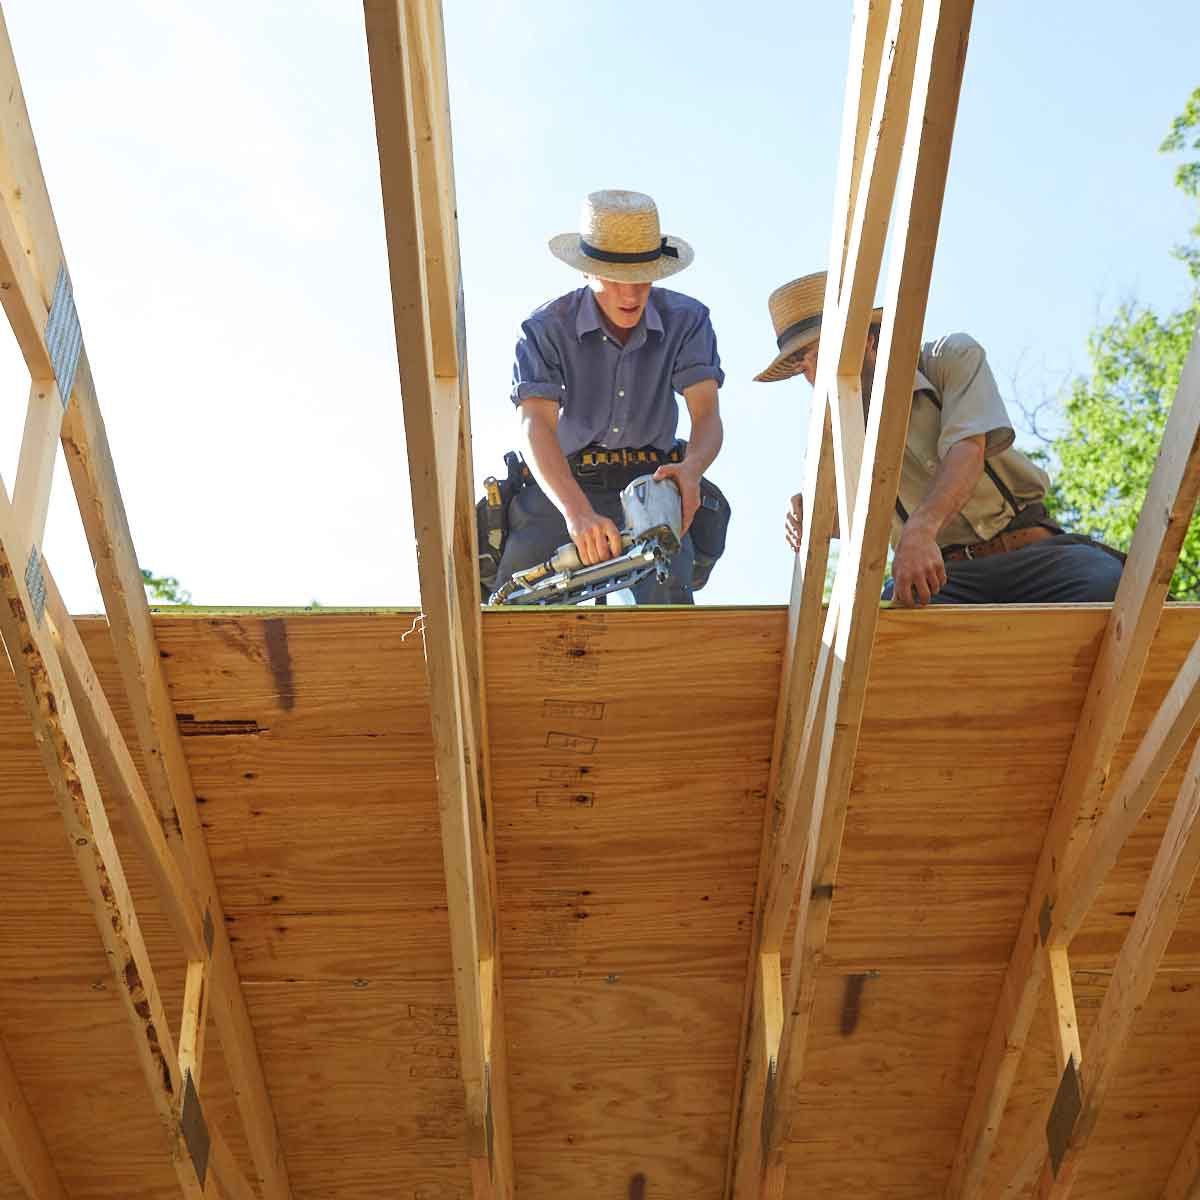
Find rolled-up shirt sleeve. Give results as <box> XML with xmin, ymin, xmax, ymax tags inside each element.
<box><xmin>511</xmin><ymin>320</ymin><xmax>565</xmax><ymax>406</ymax></box>
<box><xmin>925</xmin><ymin>333</ymin><xmax>1015</xmax><ymax>459</ymax></box>
<box><xmin>671</xmin><ymin>307</ymin><xmax>725</xmax><ymax>393</ymax></box>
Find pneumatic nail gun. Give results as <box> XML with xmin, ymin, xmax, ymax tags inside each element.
<box><xmin>488</xmin><ymin>474</ymin><xmax>683</xmax><ymax>606</ymax></box>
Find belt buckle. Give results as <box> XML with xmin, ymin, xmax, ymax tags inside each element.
<box><xmin>963</xmin><ymin>544</ymin><xmax>975</xmax><ymax>560</ymax></box>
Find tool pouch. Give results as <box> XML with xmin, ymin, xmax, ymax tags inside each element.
<box><xmin>690</xmin><ymin>476</ymin><xmax>732</xmax><ymax>592</ymax></box>
<box><xmin>476</xmin><ymin>451</ymin><xmax>525</xmax><ymax>601</ymax></box>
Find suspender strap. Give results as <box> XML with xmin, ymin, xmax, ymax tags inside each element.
<box><xmin>900</xmin><ymin>386</ymin><xmax>1021</xmax><ymax>521</ymax></box>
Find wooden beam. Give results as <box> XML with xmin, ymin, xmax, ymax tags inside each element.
<box><xmin>1046</xmin><ymin>947</ymin><xmax>1081</xmax><ymax>1075</ymax></box>
<box><xmin>0</xmin><ymin>18</ymin><xmax>293</xmax><ymax>1194</ymax></box>
<box><xmin>1049</xmin><ymin>632</ymin><xmax>1200</xmax><ymax>947</ymax></box>
<box><xmin>769</xmin><ymin>0</ymin><xmax>976</xmax><ymax>1154</ymax></box>
<box><xmin>759</xmin><ymin>0</ymin><xmax>925</xmax><ymax>953</ymax></box>
<box><xmin>1165</xmin><ymin>1107</ymin><xmax>1200</xmax><ymax>1200</ymax></box>
<box><xmin>722</xmin><ymin>3</ymin><xmax>893</xmax><ymax>1190</ymax></box>
<box><xmin>0</xmin><ymin>185</ymin><xmax>51</xmax><ymax>379</ymax></box>
<box><xmin>721</xmin><ymin>411</ymin><xmax>836</xmax><ymax>1200</ymax></box>
<box><xmin>1030</xmin><ymin>733</ymin><xmax>1200</xmax><ymax>1198</ymax></box>
<box><xmin>0</xmin><ymin>488</ymin><xmax>208</xmax><ymax>1200</ymax></box>
<box><xmin>726</xmin><ymin>5</ymin><xmax>977</xmax><ymax>1198</ymax></box>
<box><xmin>12</xmin><ymin>380</ymin><xmax>65</xmax><ymax>550</ymax></box>
<box><xmin>947</xmin><ymin>322</ymin><xmax>1200</xmax><ymax>1200</ymax></box>
<box><xmin>364</xmin><ymin>2</ymin><xmax>512</xmax><ymax>1194</ymax></box>
<box><xmin>43</xmin><ymin>569</ymin><xmax>207</xmax><ymax>960</ymax></box>
<box><xmin>0</xmin><ymin>1033</ymin><xmax>67</xmax><ymax>1200</ymax></box>
<box><xmin>821</xmin><ymin>0</ymin><xmax>892</xmax><ymax>532</ymax></box>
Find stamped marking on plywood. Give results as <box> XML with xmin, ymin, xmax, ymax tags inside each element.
<box><xmin>546</xmin><ymin>730</ymin><xmax>598</xmax><ymax>754</ymax></box>
<box><xmin>543</xmin><ymin>698</ymin><xmax>606</xmax><ymax>721</ymax></box>
<box><xmin>539</xmin><ymin>765</ymin><xmax>588</xmax><ymax>784</ymax></box>
<box><xmin>537</xmin><ymin>627</ymin><xmax>601</xmax><ymax>682</ymax></box>
<box><xmin>535</xmin><ymin>788</ymin><xmax>594</xmax><ymax>808</ymax></box>
<box><xmin>410</xmin><ymin>1060</ymin><xmax>460</xmax><ymax>1080</ymax></box>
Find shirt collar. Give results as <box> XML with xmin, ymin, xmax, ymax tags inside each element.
<box><xmin>574</xmin><ymin>287</ymin><xmax>665</xmax><ymax>342</ymax></box>
<box><xmin>576</xmin><ymin>288</ymin><xmax>604</xmax><ymax>340</ymax></box>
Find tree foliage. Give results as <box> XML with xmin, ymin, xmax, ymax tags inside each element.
<box><xmin>141</xmin><ymin>568</ymin><xmax>191</xmax><ymax>605</ymax></box>
<box><xmin>1043</xmin><ymin>88</ymin><xmax>1200</xmax><ymax>598</ymax></box>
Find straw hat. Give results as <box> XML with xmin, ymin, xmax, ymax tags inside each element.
<box><xmin>754</xmin><ymin>271</ymin><xmax>884</xmax><ymax>383</ymax></box>
<box><xmin>549</xmin><ymin>190</ymin><xmax>694</xmax><ymax>283</ymax></box>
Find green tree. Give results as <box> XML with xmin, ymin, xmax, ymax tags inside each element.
<box><xmin>142</xmin><ymin>568</ymin><xmax>191</xmax><ymax>605</ymax></box>
<box><xmin>1042</xmin><ymin>87</ymin><xmax>1200</xmax><ymax>597</ymax></box>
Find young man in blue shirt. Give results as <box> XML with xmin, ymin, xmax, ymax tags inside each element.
<box><xmin>496</xmin><ymin>189</ymin><xmax>725</xmax><ymax>604</ymax></box>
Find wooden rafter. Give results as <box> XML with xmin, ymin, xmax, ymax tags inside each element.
<box><xmin>948</xmin><ymin>326</ymin><xmax>1200</xmax><ymax>1200</ymax></box>
<box><xmin>0</xmin><ymin>11</ymin><xmax>292</xmax><ymax>1198</ymax></box>
<box><xmin>0</xmin><ymin>484</ymin><xmax>247</xmax><ymax>1200</ymax></box>
<box><xmin>725</xmin><ymin>2</ymin><xmax>976</xmax><ymax>1197</ymax></box>
<box><xmin>1030</xmin><ymin>732</ymin><xmax>1200</xmax><ymax>1197</ymax></box>
<box><xmin>364</xmin><ymin>2</ymin><xmax>513</xmax><ymax>1195</ymax></box>
<box><xmin>1165</xmin><ymin>1108</ymin><xmax>1200</xmax><ymax>1200</ymax></box>
<box><xmin>0</xmin><ymin>1033</ymin><xmax>66</xmax><ymax>1200</ymax></box>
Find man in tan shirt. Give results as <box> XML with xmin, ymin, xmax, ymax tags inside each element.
<box><xmin>756</xmin><ymin>272</ymin><xmax>1123</xmax><ymax>606</ymax></box>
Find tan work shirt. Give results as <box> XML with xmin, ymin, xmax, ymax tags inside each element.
<box><xmin>893</xmin><ymin>333</ymin><xmax>1049</xmax><ymax>548</ymax></box>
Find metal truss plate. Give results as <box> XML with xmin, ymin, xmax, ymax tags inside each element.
<box><xmin>45</xmin><ymin>264</ymin><xmax>83</xmax><ymax>406</ymax></box>
<box><xmin>24</xmin><ymin>546</ymin><xmax>45</xmax><ymax>625</ymax></box>
<box><xmin>1046</xmin><ymin>1054</ymin><xmax>1083</xmax><ymax>1177</ymax></box>
<box><xmin>180</xmin><ymin>1068</ymin><xmax>210</xmax><ymax>1186</ymax></box>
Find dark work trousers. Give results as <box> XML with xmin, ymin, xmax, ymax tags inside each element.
<box><xmin>882</xmin><ymin>534</ymin><xmax>1123</xmax><ymax>604</ymax></box>
<box><xmin>495</xmin><ymin>479</ymin><xmax>695</xmax><ymax>605</ymax></box>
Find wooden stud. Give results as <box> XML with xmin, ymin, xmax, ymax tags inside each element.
<box><xmin>947</xmin><ymin>324</ymin><xmax>1200</xmax><ymax>1200</ymax></box>
<box><xmin>364</xmin><ymin>2</ymin><xmax>513</xmax><ymax>1194</ymax></box>
<box><xmin>0</xmin><ymin>1032</ymin><xmax>67</xmax><ymax>1200</ymax></box>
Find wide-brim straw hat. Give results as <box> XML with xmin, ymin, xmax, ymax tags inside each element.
<box><xmin>549</xmin><ymin>189</ymin><xmax>694</xmax><ymax>284</ymax></box>
<box><xmin>755</xmin><ymin>270</ymin><xmax>884</xmax><ymax>383</ymax></box>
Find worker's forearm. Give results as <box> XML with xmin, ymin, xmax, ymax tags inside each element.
<box><xmin>683</xmin><ymin>411</ymin><xmax>723</xmax><ymax>478</ymax></box>
<box><xmin>521</xmin><ymin>416</ymin><xmax>591</xmax><ymax>520</ymax></box>
<box><xmin>905</xmin><ymin>439</ymin><xmax>985</xmax><ymax>539</ymax></box>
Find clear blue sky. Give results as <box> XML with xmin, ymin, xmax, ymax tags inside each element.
<box><xmin>3</xmin><ymin>1</ymin><xmax>1196</xmax><ymax>609</ymax></box>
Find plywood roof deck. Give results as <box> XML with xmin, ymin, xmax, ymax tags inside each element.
<box><xmin>0</xmin><ymin>1</ymin><xmax>1196</xmax><ymax>1197</ymax></box>
<box><xmin>3</xmin><ymin>605</ymin><xmax>1200</xmax><ymax>1197</ymax></box>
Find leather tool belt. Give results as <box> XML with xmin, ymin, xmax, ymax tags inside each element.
<box><xmin>570</xmin><ymin>444</ymin><xmax>684</xmax><ymax>471</ymax></box>
<box><xmin>942</xmin><ymin>524</ymin><xmax>1056</xmax><ymax>563</ymax></box>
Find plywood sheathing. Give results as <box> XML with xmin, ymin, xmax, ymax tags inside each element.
<box><xmin>3</xmin><ymin>607</ymin><xmax>1200</xmax><ymax>1197</ymax></box>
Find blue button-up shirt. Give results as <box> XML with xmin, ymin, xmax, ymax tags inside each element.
<box><xmin>510</xmin><ymin>286</ymin><xmax>724</xmax><ymax>456</ymax></box>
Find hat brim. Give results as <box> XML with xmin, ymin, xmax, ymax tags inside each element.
<box><xmin>549</xmin><ymin>233</ymin><xmax>694</xmax><ymax>283</ymax></box>
<box><xmin>754</xmin><ymin>305</ymin><xmax>885</xmax><ymax>383</ymax></box>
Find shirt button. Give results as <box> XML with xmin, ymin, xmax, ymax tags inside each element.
<box><xmin>612</xmin><ymin>426</ymin><xmax>619</xmax><ymax>433</ymax></box>
<box><xmin>618</xmin><ymin>390</ymin><xmax>625</xmax><ymax>397</ymax></box>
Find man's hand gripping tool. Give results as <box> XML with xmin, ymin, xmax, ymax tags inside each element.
<box><xmin>488</xmin><ymin>474</ymin><xmax>683</xmax><ymax>606</ymax></box>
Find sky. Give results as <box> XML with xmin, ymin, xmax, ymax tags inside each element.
<box><xmin>1</xmin><ymin>1</ymin><xmax>1196</xmax><ymax>611</ymax></box>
